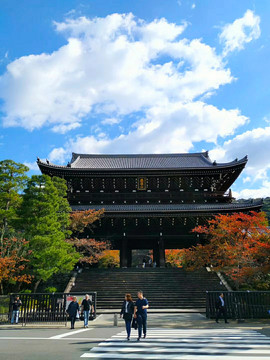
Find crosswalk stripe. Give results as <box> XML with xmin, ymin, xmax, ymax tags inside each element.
<box><xmin>80</xmin><ymin>328</ymin><xmax>270</xmax><ymax>359</ymax></box>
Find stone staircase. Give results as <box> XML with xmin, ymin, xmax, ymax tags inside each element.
<box><xmin>70</xmin><ymin>268</ymin><xmax>226</xmax><ymax>310</ymax></box>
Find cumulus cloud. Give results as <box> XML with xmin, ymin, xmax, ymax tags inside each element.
<box><xmin>219</xmin><ymin>9</ymin><xmax>261</xmax><ymax>56</ymax></box>
<box><xmin>210</xmin><ymin>127</ymin><xmax>270</xmax><ymax>198</ymax></box>
<box><xmin>234</xmin><ymin>180</ymin><xmax>270</xmax><ymax>199</ymax></box>
<box><xmin>0</xmin><ymin>13</ymin><xmax>234</xmax><ymax>134</ymax></box>
<box><xmin>49</xmin><ymin>101</ymin><xmax>247</xmax><ymax>161</ymax></box>
<box><xmin>0</xmin><ymin>11</ymin><xmax>264</xmax><ymax>197</ymax></box>
<box><xmin>101</xmin><ymin>117</ymin><xmax>121</xmax><ymax>126</ymax></box>
<box><xmin>23</xmin><ymin>161</ymin><xmax>39</xmax><ymax>171</ymax></box>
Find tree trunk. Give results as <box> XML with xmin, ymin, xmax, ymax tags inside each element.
<box><xmin>0</xmin><ymin>282</ymin><xmax>4</xmax><ymax>295</ymax></box>
<box><xmin>33</xmin><ymin>279</ymin><xmax>41</xmax><ymax>293</ymax></box>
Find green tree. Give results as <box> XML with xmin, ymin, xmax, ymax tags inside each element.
<box><xmin>262</xmin><ymin>197</ymin><xmax>270</xmax><ymax>221</ymax></box>
<box><xmin>20</xmin><ymin>175</ymin><xmax>79</xmax><ymax>292</ymax></box>
<box><xmin>0</xmin><ymin>160</ymin><xmax>29</xmax><ymax>243</ymax></box>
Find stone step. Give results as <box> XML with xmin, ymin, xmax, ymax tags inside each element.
<box><xmin>71</xmin><ymin>267</ymin><xmax>226</xmax><ymax>309</ymax></box>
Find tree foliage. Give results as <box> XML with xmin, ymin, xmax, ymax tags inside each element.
<box><xmin>0</xmin><ymin>236</ymin><xmax>32</xmax><ymax>294</ymax></box>
<box><xmin>183</xmin><ymin>211</ymin><xmax>270</xmax><ymax>289</ymax></box>
<box><xmin>165</xmin><ymin>249</ymin><xmax>184</xmax><ymax>267</ymax></box>
<box><xmin>67</xmin><ymin>209</ymin><xmax>109</xmax><ymax>265</ymax></box>
<box><xmin>69</xmin><ymin>209</ymin><xmax>104</xmax><ymax>236</ymax></box>
<box><xmin>98</xmin><ymin>250</ymin><xmax>120</xmax><ymax>268</ymax></box>
<box><xmin>262</xmin><ymin>197</ymin><xmax>270</xmax><ymax>221</ymax></box>
<box><xmin>20</xmin><ymin>175</ymin><xmax>79</xmax><ymax>291</ymax></box>
<box><xmin>0</xmin><ymin>160</ymin><xmax>29</xmax><ymax>242</ymax></box>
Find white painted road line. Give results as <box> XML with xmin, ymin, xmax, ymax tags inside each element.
<box><xmin>50</xmin><ymin>328</ymin><xmax>92</xmax><ymax>339</ymax></box>
<box><xmin>0</xmin><ymin>337</ymin><xmax>105</xmax><ymax>341</ymax></box>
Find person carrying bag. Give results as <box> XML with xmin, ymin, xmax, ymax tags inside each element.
<box><xmin>120</xmin><ymin>293</ymin><xmax>134</xmax><ymax>341</ymax></box>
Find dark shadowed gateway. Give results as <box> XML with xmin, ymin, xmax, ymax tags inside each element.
<box><xmin>37</xmin><ymin>152</ymin><xmax>262</xmax><ymax>268</ymax></box>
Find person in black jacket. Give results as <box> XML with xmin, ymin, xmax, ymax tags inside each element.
<box><xmin>120</xmin><ymin>294</ymin><xmax>134</xmax><ymax>340</ymax></box>
<box><xmin>67</xmin><ymin>296</ymin><xmax>80</xmax><ymax>329</ymax></box>
<box><xmin>11</xmin><ymin>296</ymin><xmax>22</xmax><ymax>324</ymax></box>
<box><xmin>215</xmin><ymin>293</ymin><xmax>229</xmax><ymax>324</ymax></box>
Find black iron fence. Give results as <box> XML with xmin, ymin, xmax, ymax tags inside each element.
<box><xmin>7</xmin><ymin>292</ymin><xmax>97</xmax><ymax>325</ymax></box>
<box><xmin>206</xmin><ymin>291</ymin><xmax>270</xmax><ymax>319</ymax></box>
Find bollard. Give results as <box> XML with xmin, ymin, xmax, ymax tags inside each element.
<box><xmin>113</xmin><ymin>313</ymin><xmax>118</xmax><ymax>326</ymax></box>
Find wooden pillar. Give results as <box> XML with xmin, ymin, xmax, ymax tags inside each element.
<box><xmin>120</xmin><ymin>234</ymin><xmax>128</xmax><ymax>268</ymax></box>
<box><xmin>127</xmin><ymin>248</ymin><xmax>132</xmax><ymax>268</ymax></box>
<box><xmin>153</xmin><ymin>245</ymin><xmax>159</xmax><ymax>267</ymax></box>
<box><xmin>159</xmin><ymin>235</ymin><xmax>165</xmax><ymax>268</ymax></box>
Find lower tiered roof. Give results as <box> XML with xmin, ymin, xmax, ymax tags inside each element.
<box><xmin>72</xmin><ymin>200</ymin><xmax>262</xmax><ymax>214</ymax></box>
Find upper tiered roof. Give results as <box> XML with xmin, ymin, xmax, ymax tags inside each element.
<box><xmin>37</xmin><ymin>152</ymin><xmax>248</xmax><ymax>171</ymax></box>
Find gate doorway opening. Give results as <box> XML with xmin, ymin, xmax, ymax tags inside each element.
<box><xmin>131</xmin><ymin>250</ymin><xmax>153</xmax><ymax>268</ymax></box>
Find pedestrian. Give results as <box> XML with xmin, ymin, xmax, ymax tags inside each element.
<box><xmin>134</xmin><ymin>290</ymin><xmax>149</xmax><ymax>341</ymax></box>
<box><xmin>142</xmin><ymin>258</ymin><xmax>146</xmax><ymax>268</ymax></box>
<box><xmin>81</xmin><ymin>294</ymin><xmax>94</xmax><ymax>328</ymax></box>
<box><xmin>120</xmin><ymin>293</ymin><xmax>134</xmax><ymax>341</ymax></box>
<box><xmin>11</xmin><ymin>296</ymin><xmax>22</xmax><ymax>325</ymax></box>
<box><xmin>215</xmin><ymin>292</ymin><xmax>229</xmax><ymax>324</ymax></box>
<box><xmin>67</xmin><ymin>296</ymin><xmax>79</xmax><ymax>329</ymax></box>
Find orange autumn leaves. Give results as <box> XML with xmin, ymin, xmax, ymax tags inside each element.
<box><xmin>0</xmin><ymin>237</ymin><xmax>32</xmax><ymax>287</ymax></box>
<box><xmin>183</xmin><ymin>211</ymin><xmax>270</xmax><ymax>289</ymax></box>
<box><xmin>67</xmin><ymin>209</ymin><xmax>110</xmax><ymax>265</ymax></box>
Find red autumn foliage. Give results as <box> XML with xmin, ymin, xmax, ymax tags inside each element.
<box><xmin>67</xmin><ymin>209</ymin><xmax>109</xmax><ymax>265</ymax></box>
<box><xmin>182</xmin><ymin>211</ymin><xmax>270</xmax><ymax>289</ymax></box>
<box><xmin>66</xmin><ymin>237</ymin><xmax>110</xmax><ymax>265</ymax></box>
<box><xmin>0</xmin><ymin>237</ymin><xmax>32</xmax><ymax>292</ymax></box>
<box><xmin>69</xmin><ymin>209</ymin><xmax>104</xmax><ymax>235</ymax></box>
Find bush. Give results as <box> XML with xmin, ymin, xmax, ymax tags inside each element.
<box><xmin>44</xmin><ymin>287</ymin><xmax>58</xmax><ymax>293</ymax></box>
<box><xmin>98</xmin><ymin>250</ymin><xmax>120</xmax><ymax>268</ymax></box>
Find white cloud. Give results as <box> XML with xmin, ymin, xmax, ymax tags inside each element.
<box><xmin>191</xmin><ymin>4</ymin><xmax>196</xmax><ymax>10</ymax></box>
<box><xmin>101</xmin><ymin>117</ymin><xmax>121</xmax><ymax>125</ymax></box>
<box><xmin>210</xmin><ymin>126</ymin><xmax>270</xmax><ymax>199</ymax></box>
<box><xmin>23</xmin><ymin>161</ymin><xmax>39</xmax><ymax>171</ymax></box>
<box><xmin>0</xmin><ymin>13</ymin><xmax>234</xmax><ymax>134</ymax></box>
<box><xmin>49</xmin><ymin>101</ymin><xmax>247</xmax><ymax>161</ymax></box>
<box><xmin>210</xmin><ymin>127</ymin><xmax>270</xmax><ymax>179</ymax></box>
<box><xmin>219</xmin><ymin>10</ymin><xmax>261</xmax><ymax>56</ymax></box>
<box><xmin>51</xmin><ymin>122</ymin><xmax>81</xmax><ymax>134</ymax></box>
<box><xmin>243</xmin><ymin>176</ymin><xmax>251</xmax><ymax>184</ymax></box>
<box><xmin>235</xmin><ymin>180</ymin><xmax>270</xmax><ymax>199</ymax></box>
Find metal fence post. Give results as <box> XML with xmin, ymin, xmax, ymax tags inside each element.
<box><xmin>114</xmin><ymin>313</ymin><xmax>118</xmax><ymax>326</ymax></box>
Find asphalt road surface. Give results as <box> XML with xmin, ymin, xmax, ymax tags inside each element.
<box><xmin>1</xmin><ymin>314</ymin><xmax>270</xmax><ymax>360</ymax></box>
<box><xmin>0</xmin><ymin>324</ymin><xmax>121</xmax><ymax>360</ymax></box>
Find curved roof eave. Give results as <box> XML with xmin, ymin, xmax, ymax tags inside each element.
<box><xmin>36</xmin><ymin>156</ymin><xmax>248</xmax><ymax>172</ymax></box>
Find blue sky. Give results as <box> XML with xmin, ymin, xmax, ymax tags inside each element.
<box><xmin>1</xmin><ymin>0</ymin><xmax>270</xmax><ymax>198</ymax></box>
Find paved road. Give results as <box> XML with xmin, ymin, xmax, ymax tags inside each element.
<box><xmin>0</xmin><ymin>314</ymin><xmax>269</xmax><ymax>359</ymax></box>
<box><xmin>82</xmin><ymin>328</ymin><xmax>270</xmax><ymax>359</ymax></box>
<box><xmin>0</xmin><ymin>325</ymin><xmax>121</xmax><ymax>360</ymax></box>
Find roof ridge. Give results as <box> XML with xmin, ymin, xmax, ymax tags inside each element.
<box><xmin>71</xmin><ymin>152</ymin><xmax>209</xmax><ymax>158</ymax></box>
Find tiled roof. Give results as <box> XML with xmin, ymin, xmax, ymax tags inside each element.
<box><xmin>66</xmin><ymin>152</ymin><xmax>247</xmax><ymax>170</ymax></box>
<box><xmin>71</xmin><ymin>201</ymin><xmax>262</xmax><ymax>213</ymax></box>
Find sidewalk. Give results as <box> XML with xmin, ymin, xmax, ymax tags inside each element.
<box><xmin>1</xmin><ymin>312</ymin><xmax>269</xmax><ymax>332</ymax></box>
<box><xmin>93</xmin><ymin>312</ymin><xmax>270</xmax><ymax>329</ymax></box>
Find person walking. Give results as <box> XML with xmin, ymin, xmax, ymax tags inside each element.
<box><xmin>120</xmin><ymin>294</ymin><xmax>134</xmax><ymax>341</ymax></box>
<box><xmin>215</xmin><ymin>292</ymin><xmax>229</xmax><ymax>324</ymax></box>
<box><xmin>81</xmin><ymin>294</ymin><xmax>94</xmax><ymax>328</ymax></box>
<box><xmin>134</xmin><ymin>290</ymin><xmax>149</xmax><ymax>341</ymax></box>
<box><xmin>67</xmin><ymin>296</ymin><xmax>79</xmax><ymax>329</ymax></box>
<box><xmin>11</xmin><ymin>296</ymin><xmax>22</xmax><ymax>325</ymax></box>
